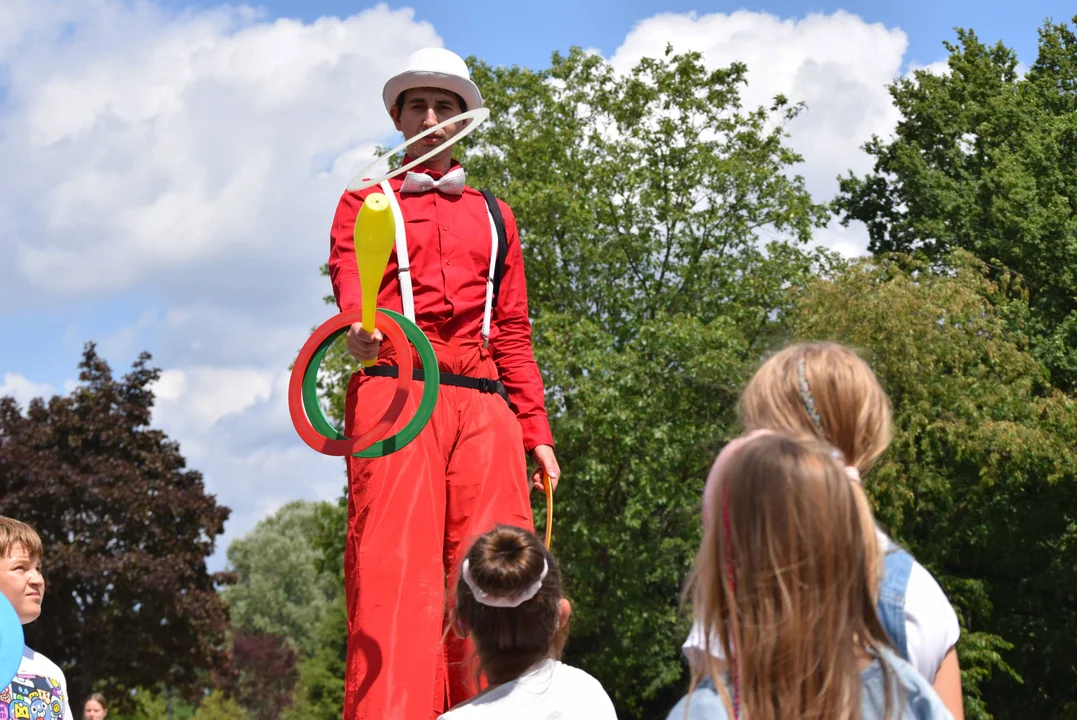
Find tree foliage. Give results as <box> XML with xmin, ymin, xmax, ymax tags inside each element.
<box><xmin>836</xmin><ymin>17</ymin><xmax>1077</xmax><ymax>390</ymax></box>
<box><xmin>318</xmin><ymin>46</ymin><xmax>830</xmax><ymax>717</ymax></box>
<box><xmin>791</xmin><ymin>251</ymin><xmax>1077</xmax><ymax>719</ymax></box>
<box><xmin>191</xmin><ymin>691</ymin><xmax>250</xmax><ymax>720</ymax></box>
<box><xmin>0</xmin><ymin>344</ymin><xmax>231</xmax><ymax>709</ymax></box>
<box><xmin>282</xmin><ymin>596</ymin><xmax>347</xmax><ymax>720</ymax></box>
<box><xmin>222</xmin><ymin>500</ymin><xmax>339</xmax><ymax>656</ymax></box>
<box><xmin>227</xmin><ymin>633</ymin><xmax>298</xmax><ymax>720</ymax></box>
<box><xmin>110</xmin><ymin>690</ymin><xmax>196</xmax><ymax>720</ymax></box>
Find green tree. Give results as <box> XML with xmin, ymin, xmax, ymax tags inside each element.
<box><xmin>319</xmin><ymin>47</ymin><xmax>830</xmax><ymax>717</ymax></box>
<box><xmin>110</xmin><ymin>689</ymin><xmax>196</xmax><ymax>720</ymax></box>
<box><xmin>0</xmin><ymin>345</ymin><xmax>231</xmax><ymax>710</ymax></box>
<box><xmin>220</xmin><ymin>500</ymin><xmax>346</xmax><ymax>720</ymax></box>
<box><xmin>836</xmin><ymin>17</ymin><xmax>1077</xmax><ymax>391</ymax></box>
<box><xmin>222</xmin><ymin>500</ymin><xmax>339</xmax><ymax>656</ymax></box>
<box><xmin>192</xmin><ymin>691</ymin><xmax>250</xmax><ymax>720</ymax></box>
<box><xmin>791</xmin><ymin>251</ymin><xmax>1077</xmax><ymax>719</ymax></box>
<box><xmin>283</xmin><ymin>596</ymin><xmax>348</xmax><ymax>720</ymax></box>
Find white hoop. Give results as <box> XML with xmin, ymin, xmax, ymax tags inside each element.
<box><xmin>346</xmin><ymin>108</ymin><xmax>490</xmax><ymax>192</ymax></box>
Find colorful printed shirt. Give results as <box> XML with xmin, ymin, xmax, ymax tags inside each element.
<box><xmin>0</xmin><ymin>647</ymin><xmax>73</xmax><ymax>720</ymax></box>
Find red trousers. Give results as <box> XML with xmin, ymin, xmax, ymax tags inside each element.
<box><xmin>342</xmin><ymin>336</ymin><xmax>534</xmax><ymax>720</ymax></box>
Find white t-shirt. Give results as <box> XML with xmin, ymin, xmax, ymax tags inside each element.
<box><xmin>440</xmin><ymin>659</ymin><xmax>617</xmax><ymax>719</ymax></box>
<box><xmin>876</xmin><ymin>530</ymin><xmax>961</xmax><ymax>682</ymax></box>
<box><xmin>682</xmin><ymin>531</ymin><xmax>961</xmax><ymax>683</ymax></box>
<box><xmin>0</xmin><ymin>646</ymin><xmax>75</xmax><ymax>720</ymax></box>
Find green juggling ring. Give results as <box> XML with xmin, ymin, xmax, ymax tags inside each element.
<box><xmin>301</xmin><ymin>309</ymin><xmax>440</xmax><ymax>458</ymax></box>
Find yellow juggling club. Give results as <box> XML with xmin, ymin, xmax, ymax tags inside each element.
<box><xmin>353</xmin><ymin>192</ymin><xmax>396</xmax><ymax>368</ymax></box>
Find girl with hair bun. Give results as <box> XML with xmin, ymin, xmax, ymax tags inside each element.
<box><xmin>442</xmin><ymin>525</ymin><xmax>617</xmax><ymax>719</ymax></box>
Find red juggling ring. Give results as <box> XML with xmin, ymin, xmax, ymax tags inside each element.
<box><xmin>288</xmin><ymin>310</ymin><xmax>412</xmax><ymax>456</ymax></box>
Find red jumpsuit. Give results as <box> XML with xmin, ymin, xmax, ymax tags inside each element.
<box><xmin>328</xmin><ymin>160</ymin><xmax>553</xmax><ymax>720</ymax></box>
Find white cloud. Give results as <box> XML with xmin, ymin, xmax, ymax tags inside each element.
<box><xmin>150</xmin><ymin>364</ymin><xmax>344</xmax><ymax>567</ymax></box>
<box><xmin>0</xmin><ymin>0</ymin><xmax>440</xmax><ymax>567</ymax></box>
<box><xmin>0</xmin><ymin>373</ymin><xmax>55</xmax><ymax>408</ymax></box>
<box><xmin>608</xmin><ymin>9</ymin><xmax>917</xmax><ymax>256</ymax></box>
<box><xmin>907</xmin><ymin>59</ymin><xmax>951</xmax><ymax>77</ymax></box>
<box><xmin>0</xmin><ymin>0</ymin><xmax>439</xmax><ymax>302</ymax></box>
<box><xmin>153</xmin><ymin>366</ymin><xmax>273</xmax><ymax>429</ymax></box>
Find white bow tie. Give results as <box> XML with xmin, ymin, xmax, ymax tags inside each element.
<box><xmin>399</xmin><ymin>166</ymin><xmax>466</xmax><ymax>195</ymax></box>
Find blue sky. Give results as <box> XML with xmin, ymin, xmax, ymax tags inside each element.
<box><xmin>0</xmin><ymin>0</ymin><xmax>1071</xmax><ymax>566</ymax></box>
<box><xmin>163</xmin><ymin>0</ymin><xmax>1070</xmax><ymax>71</ymax></box>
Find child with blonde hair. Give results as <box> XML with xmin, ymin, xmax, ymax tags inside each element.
<box><xmin>0</xmin><ymin>517</ymin><xmax>74</xmax><ymax>720</ymax></box>
<box><xmin>669</xmin><ymin>433</ymin><xmax>952</xmax><ymax>719</ymax></box>
<box><xmin>684</xmin><ymin>343</ymin><xmax>963</xmax><ymax>718</ymax></box>
<box><xmin>443</xmin><ymin>525</ymin><xmax>616</xmax><ymax>719</ymax></box>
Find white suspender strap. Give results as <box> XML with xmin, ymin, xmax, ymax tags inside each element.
<box><xmin>380</xmin><ymin>181</ymin><xmax>415</xmax><ymax>322</ymax></box>
<box><xmin>482</xmin><ymin>205</ymin><xmax>498</xmax><ymax>347</ymax></box>
<box><xmin>378</xmin><ymin>181</ymin><xmax>497</xmax><ymax>341</ymax></box>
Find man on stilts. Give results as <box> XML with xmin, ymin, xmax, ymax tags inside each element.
<box><xmin>327</xmin><ymin>48</ymin><xmax>560</xmax><ymax>720</ymax></box>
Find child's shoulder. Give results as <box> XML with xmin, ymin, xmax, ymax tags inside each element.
<box><xmin>877</xmin><ymin>532</ymin><xmax>958</xmax><ymax>629</ymax></box>
<box><xmin>440</xmin><ymin>661</ymin><xmax>616</xmax><ymax>719</ymax></box>
<box><xmin>552</xmin><ymin>662</ymin><xmax>616</xmax><ymax>713</ymax></box>
<box><xmin>666</xmin><ymin>677</ymin><xmax>731</xmax><ymax>720</ymax></box>
<box><xmin>553</xmin><ymin>661</ymin><xmax>604</xmax><ymax>688</ymax></box>
<box><xmin>17</xmin><ymin>645</ymin><xmax>67</xmax><ymax>681</ymax></box>
<box><xmin>862</xmin><ymin>649</ymin><xmax>954</xmax><ymax>719</ymax></box>
<box><xmin>877</xmin><ymin>530</ymin><xmax>961</xmax><ymax>677</ymax></box>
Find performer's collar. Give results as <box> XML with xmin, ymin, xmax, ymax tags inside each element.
<box><xmin>400</xmin><ymin>156</ymin><xmax>462</xmax><ymax>180</ymax></box>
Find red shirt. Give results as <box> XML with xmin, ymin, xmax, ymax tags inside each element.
<box><xmin>328</xmin><ymin>160</ymin><xmax>554</xmax><ymax>451</ymax></box>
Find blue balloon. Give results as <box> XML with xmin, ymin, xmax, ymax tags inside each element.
<box><xmin>0</xmin><ymin>594</ymin><xmax>24</xmax><ymax>690</ymax></box>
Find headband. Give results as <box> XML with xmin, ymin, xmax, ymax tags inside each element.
<box><xmin>796</xmin><ymin>358</ymin><xmax>826</xmax><ymax>437</ymax></box>
<box><xmin>461</xmin><ymin>558</ymin><xmax>548</xmax><ymax>608</ymax></box>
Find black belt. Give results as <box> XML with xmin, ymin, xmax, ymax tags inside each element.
<box><xmin>363</xmin><ymin>366</ymin><xmax>512</xmax><ymax>407</ymax></box>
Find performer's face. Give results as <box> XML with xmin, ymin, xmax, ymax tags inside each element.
<box><xmin>391</xmin><ymin>88</ymin><xmax>465</xmax><ymax>163</ymax></box>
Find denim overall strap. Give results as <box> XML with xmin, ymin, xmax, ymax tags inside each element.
<box><xmin>877</xmin><ymin>546</ymin><xmax>914</xmax><ymax>661</ymax></box>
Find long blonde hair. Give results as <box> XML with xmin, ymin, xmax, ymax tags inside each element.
<box><xmin>740</xmin><ymin>342</ymin><xmax>892</xmax><ymax>475</ymax></box>
<box><xmin>687</xmin><ymin>433</ymin><xmax>894</xmax><ymax>720</ymax></box>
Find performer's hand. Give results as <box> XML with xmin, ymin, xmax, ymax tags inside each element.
<box><xmin>530</xmin><ymin>445</ymin><xmax>560</xmax><ymax>494</ymax></box>
<box><xmin>346</xmin><ymin>322</ymin><xmax>382</xmax><ymax>364</ymax></box>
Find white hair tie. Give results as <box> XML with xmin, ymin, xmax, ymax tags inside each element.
<box><xmin>829</xmin><ymin>449</ymin><xmax>862</xmax><ymax>483</ymax></box>
<box><xmin>461</xmin><ymin>558</ymin><xmax>548</xmax><ymax>608</ymax></box>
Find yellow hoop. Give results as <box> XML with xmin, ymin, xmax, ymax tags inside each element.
<box><xmin>544</xmin><ymin>476</ymin><xmax>554</xmax><ymax>549</ymax></box>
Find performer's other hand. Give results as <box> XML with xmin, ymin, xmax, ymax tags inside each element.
<box><xmin>530</xmin><ymin>445</ymin><xmax>560</xmax><ymax>494</ymax></box>
<box><xmin>346</xmin><ymin>322</ymin><xmax>382</xmax><ymax>364</ymax></box>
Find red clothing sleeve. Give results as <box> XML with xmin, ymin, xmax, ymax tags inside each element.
<box><xmin>489</xmin><ymin>201</ymin><xmax>554</xmax><ymax>452</ymax></box>
<box><xmin>328</xmin><ymin>190</ymin><xmax>367</xmax><ymax>313</ymax></box>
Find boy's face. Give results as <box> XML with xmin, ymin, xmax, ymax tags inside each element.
<box><xmin>0</xmin><ymin>544</ymin><xmax>44</xmax><ymax>624</ymax></box>
<box><xmin>389</xmin><ymin>87</ymin><xmax>465</xmax><ymax>163</ymax></box>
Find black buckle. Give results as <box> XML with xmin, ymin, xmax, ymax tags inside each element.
<box><xmin>478</xmin><ymin>378</ymin><xmax>497</xmax><ymax>394</ymax></box>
